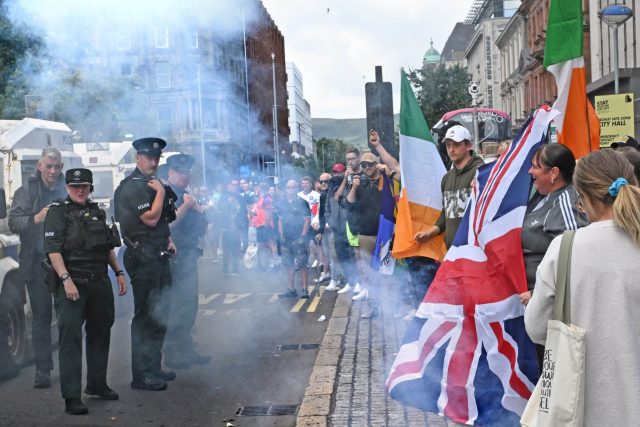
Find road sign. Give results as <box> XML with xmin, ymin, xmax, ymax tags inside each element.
<box><xmin>595</xmin><ymin>93</ymin><xmax>635</xmax><ymax>147</ymax></box>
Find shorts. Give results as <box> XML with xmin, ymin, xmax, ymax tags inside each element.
<box><xmin>256</xmin><ymin>226</ymin><xmax>275</xmax><ymax>244</ymax></box>
<box><xmin>280</xmin><ymin>239</ymin><xmax>309</xmax><ymax>271</ymax></box>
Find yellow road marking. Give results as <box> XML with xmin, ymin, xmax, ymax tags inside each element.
<box><xmin>290</xmin><ymin>286</ymin><xmax>315</xmax><ymax>312</ymax></box>
<box><xmin>306</xmin><ymin>286</ymin><xmax>326</xmax><ymax>312</ymax></box>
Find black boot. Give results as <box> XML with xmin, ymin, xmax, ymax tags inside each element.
<box><xmin>34</xmin><ymin>369</ymin><xmax>50</xmax><ymax>388</ymax></box>
<box><xmin>65</xmin><ymin>398</ymin><xmax>88</xmax><ymax>415</ymax></box>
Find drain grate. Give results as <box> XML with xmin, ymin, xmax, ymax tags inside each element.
<box><xmin>275</xmin><ymin>343</ymin><xmax>320</xmax><ymax>351</ymax></box>
<box><xmin>300</xmin><ymin>343</ymin><xmax>320</xmax><ymax>350</ymax></box>
<box><xmin>236</xmin><ymin>405</ymin><xmax>299</xmax><ymax>416</ymax></box>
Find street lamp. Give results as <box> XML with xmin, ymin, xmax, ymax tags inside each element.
<box><xmin>599</xmin><ymin>4</ymin><xmax>634</xmax><ymax>94</ymax></box>
<box><xmin>271</xmin><ymin>52</ymin><xmax>280</xmax><ymax>186</ymax></box>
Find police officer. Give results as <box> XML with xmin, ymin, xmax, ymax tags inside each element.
<box><xmin>114</xmin><ymin>137</ymin><xmax>177</xmax><ymax>391</ymax></box>
<box><xmin>163</xmin><ymin>154</ymin><xmax>211</xmax><ymax>368</ymax></box>
<box><xmin>44</xmin><ymin>168</ymin><xmax>127</xmax><ymax>415</ymax></box>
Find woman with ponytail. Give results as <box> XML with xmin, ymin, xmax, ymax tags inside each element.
<box><xmin>525</xmin><ymin>149</ymin><xmax>640</xmax><ymax>425</ymax></box>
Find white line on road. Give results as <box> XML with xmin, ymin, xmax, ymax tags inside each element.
<box><xmin>223</xmin><ymin>293</ymin><xmax>251</xmax><ymax>304</ymax></box>
<box><xmin>198</xmin><ymin>293</ymin><xmax>221</xmax><ymax>305</ymax></box>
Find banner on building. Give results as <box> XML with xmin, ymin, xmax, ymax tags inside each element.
<box><xmin>595</xmin><ymin>93</ymin><xmax>635</xmax><ymax>147</ymax></box>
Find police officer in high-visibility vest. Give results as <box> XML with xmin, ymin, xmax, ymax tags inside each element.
<box><xmin>44</xmin><ymin>168</ymin><xmax>127</xmax><ymax>415</ymax></box>
<box><xmin>114</xmin><ymin>137</ymin><xmax>177</xmax><ymax>391</ymax></box>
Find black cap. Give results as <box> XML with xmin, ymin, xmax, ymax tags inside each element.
<box><xmin>611</xmin><ymin>135</ymin><xmax>640</xmax><ymax>150</ymax></box>
<box><xmin>65</xmin><ymin>168</ymin><xmax>93</xmax><ymax>185</ymax></box>
<box><xmin>166</xmin><ymin>153</ymin><xmax>195</xmax><ymax>171</ymax></box>
<box><xmin>132</xmin><ymin>137</ymin><xmax>166</xmax><ymax>157</ymax></box>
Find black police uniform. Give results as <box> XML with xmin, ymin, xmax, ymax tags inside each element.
<box><xmin>114</xmin><ymin>138</ymin><xmax>176</xmax><ymax>388</ymax></box>
<box><xmin>44</xmin><ymin>168</ymin><xmax>119</xmax><ymax>411</ymax></box>
<box><xmin>163</xmin><ymin>154</ymin><xmax>209</xmax><ymax>367</ymax></box>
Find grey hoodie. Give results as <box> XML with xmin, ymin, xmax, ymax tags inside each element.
<box><xmin>435</xmin><ymin>153</ymin><xmax>484</xmax><ymax>248</ymax></box>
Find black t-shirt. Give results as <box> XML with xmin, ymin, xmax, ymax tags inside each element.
<box><xmin>115</xmin><ymin>168</ymin><xmax>171</xmax><ymax>246</ymax></box>
<box><xmin>275</xmin><ymin>196</ymin><xmax>311</xmax><ymax>242</ymax></box>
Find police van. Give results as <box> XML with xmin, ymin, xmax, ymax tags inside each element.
<box><xmin>0</xmin><ymin>118</ymin><xmax>83</xmax><ymax>365</ymax></box>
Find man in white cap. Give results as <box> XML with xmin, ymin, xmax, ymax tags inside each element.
<box><xmin>415</xmin><ymin>125</ymin><xmax>484</xmax><ymax>249</ymax></box>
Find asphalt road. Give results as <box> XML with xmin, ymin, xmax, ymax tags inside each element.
<box><xmin>0</xmin><ymin>255</ymin><xmax>336</xmax><ymax>427</ymax></box>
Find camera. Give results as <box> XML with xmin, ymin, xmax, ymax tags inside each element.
<box><xmin>468</xmin><ymin>81</ymin><xmax>480</xmax><ymax>96</ymax></box>
<box><xmin>347</xmin><ymin>173</ymin><xmax>365</xmax><ymax>185</ymax></box>
<box><xmin>160</xmin><ymin>247</ymin><xmax>176</xmax><ymax>259</ymax></box>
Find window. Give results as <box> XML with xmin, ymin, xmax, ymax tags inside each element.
<box><xmin>116</xmin><ymin>28</ymin><xmax>131</xmax><ymax>50</ymax></box>
<box><xmin>157</xmin><ymin>105</ymin><xmax>172</xmax><ymax>135</ymax></box>
<box><xmin>121</xmin><ymin>63</ymin><xmax>132</xmax><ymax>76</ymax></box>
<box><xmin>202</xmin><ymin>99</ymin><xmax>218</xmax><ymax>129</ymax></box>
<box><xmin>155</xmin><ymin>26</ymin><xmax>169</xmax><ymax>48</ymax></box>
<box><xmin>190</xmin><ymin>24</ymin><xmax>198</xmax><ymax>48</ymax></box>
<box><xmin>92</xmin><ymin>171</ymin><xmax>114</xmax><ymax>199</ymax></box>
<box><xmin>156</xmin><ymin>61</ymin><xmax>170</xmax><ymax>88</ymax></box>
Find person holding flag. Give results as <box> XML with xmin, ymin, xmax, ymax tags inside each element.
<box><xmin>387</xmin><ymin>106</ymin><xmax>558</xmax><ymax>426</ymax></box>
<box><xmin>415</xmin><ymin>124</ymin><xmax>484</xmax><ymax>249</ymax></box>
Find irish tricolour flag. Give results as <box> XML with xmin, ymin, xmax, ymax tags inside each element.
<box><xmin>545</xmin><ymin>0</ymin><xmax>600</xmax><ymax>158</ymax></box>
<box><xmin>391</xmin><ymin>70</ymin><xmax>446</xmax><ymax>262</ymax></box>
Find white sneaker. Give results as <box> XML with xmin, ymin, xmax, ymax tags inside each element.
<box><xmin>337</xmin><ymin>284</ymin><xmax>353</xmax><ymax>294</ymax></box>
<box><xmin>352</xmin><ymin>288</ymin><xmax>368</xmax><ymax>301</ymax></box>
<box><xmin>311</xmin><ymin>260</ymin><xmax>318</xmax><ymax>268</ymax></box>
<box><xmin>325</xmin><ymin>279</ymin><xmax>338</xmax><ymax>291</ymax></box>
<box><xmin>353</xmin><ymin>282</ymin><xmax>363</xmax><ymax>293</ymax></box>
<box><xmin>314</xmin><ymin>273</ymin><xmax>331</xmax><ymax>283</ymax></box>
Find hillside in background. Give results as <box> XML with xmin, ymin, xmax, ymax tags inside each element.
<box><xmin>311</xmin><ymin>115</ymin><xmax>399</xmax><ymax>149</ymax></box>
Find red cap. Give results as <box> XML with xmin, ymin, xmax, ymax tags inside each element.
<box><xmin>331</xmin><ymin>163</ymin><xmax>346</xmax><ymax>173</ymax></box>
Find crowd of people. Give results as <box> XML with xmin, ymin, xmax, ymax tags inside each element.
<box><xmin>2</xmin><ymin>124</ymin><xmax>640</xmax><ymax>420</ymax></box>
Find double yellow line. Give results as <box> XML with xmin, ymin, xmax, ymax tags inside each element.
<box><xmin>290</xmin><ymin>285</ymin><xmax>326</xmax><ymax>313</ymax></box>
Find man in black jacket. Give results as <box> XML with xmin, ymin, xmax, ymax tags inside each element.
<box><xmin>8</xmin><ymin>147</ymin><xmax>66</xmax><ymax>388</ymax></box>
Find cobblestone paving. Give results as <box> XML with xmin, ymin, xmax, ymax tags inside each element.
<box><xmin>297</xmin><ymin>281</ymin><xmax>452</xmax><ymax>427</ymax></box>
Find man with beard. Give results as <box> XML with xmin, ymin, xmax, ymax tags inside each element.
<box><xmin>163</xmin><ymin>154</ymin><xmax>211</xmax><ymax>369</ymax></box>
<box><xmin>9</xmin><ymin>147</ymin><xmax>67</xmax><ymax>388</ymax></box>
<box><xmin>114</xmin><ymin>137</ymin><xmax>177</xmax><ymax>391</ymax></box>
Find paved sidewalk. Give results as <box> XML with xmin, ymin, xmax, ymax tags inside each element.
<box><xmin>296</xmin><ymin>285</ymin><xmax>452</xmax><ymax>427</ymax></box>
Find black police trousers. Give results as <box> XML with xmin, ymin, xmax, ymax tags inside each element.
<box><xmin>164</xmin><ymin>248</ymin><xmax>199</xmax><ymax>355</ymax></box>
<box><xmin>25</xmin><ymin>270</ymin><xmax>54</xmax><ymax>372</ymax></box>
<box><xmin>54</xmin><ymin>274</ymin><xmax>114</xmax><ymax>399</ymax></box>
<box><xmin>124</xmin><ymin>245</ymin><xmax>172</xmax><ymax>381</ymax></box>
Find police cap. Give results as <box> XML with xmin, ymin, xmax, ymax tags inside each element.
<box><xmin>166</xmin><ymin>153</ymin><xmax>195</xmax><ymax>172</ymax></box>
<box><xmin>66</xmin><ymin>168</ymin><xmax>93</xmax><ymax>185</ymax></box>
<box><xmin>132</xmin><ymin>137</ymin><xmax>166</xmax><ymax>157</ymax></box>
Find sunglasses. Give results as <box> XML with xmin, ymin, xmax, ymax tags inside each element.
<box><xmin>319</xmin><ymin>180</ymin><xmax>329</xmax><ymax>184</ymax></box>
<box><xmin>360</xmin><ymin>161</ymin><xmax>376</xmax><ymax>168</ymax></box>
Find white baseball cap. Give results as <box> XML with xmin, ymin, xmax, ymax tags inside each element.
<box><xmin>443</xmin><ymin>125</ymin><xmax>472</xmax><ymax>143</ymax></box>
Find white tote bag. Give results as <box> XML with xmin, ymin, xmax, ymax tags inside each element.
<box><xmin>521</xmin><ymin>231</ymin><xmax>586</xmax><ymax>427</ymax></box>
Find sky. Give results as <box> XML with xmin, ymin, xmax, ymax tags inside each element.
<box><xmin>261</xmin><ymin>0</ymin><xmax>474</xmax><ymax>119</ymax></box>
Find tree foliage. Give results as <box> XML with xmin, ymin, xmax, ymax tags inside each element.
<box><xmin>289</xmin><ymin>137</ymin><xmax>349</xmax><ymax>179</ymax></box>
<box><xmin>0</xmin><ymin>0</ymin><xmax>44</xmax><ymax>118</ymax></box>
<box><xmin>407</xmin><ymin>63</ymin><xmax>472</xmax><ymax>128</ymax></box>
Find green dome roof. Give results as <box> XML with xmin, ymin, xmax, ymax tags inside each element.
<box><xmin>423</xmin><ymin>39</ymin><xmax>441</xmax><ymax>63</ymax></box>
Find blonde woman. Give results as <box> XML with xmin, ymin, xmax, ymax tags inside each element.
<box><xmin>525</xmin><ymin>150</ymin><xmax>640</xmax><ymax>425</ymax></box>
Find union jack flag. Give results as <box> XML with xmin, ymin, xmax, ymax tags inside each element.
<box><xmin>386</xmin><ymin>106</ymin><xmax>560</xmax><ymax>426</ymax></box>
